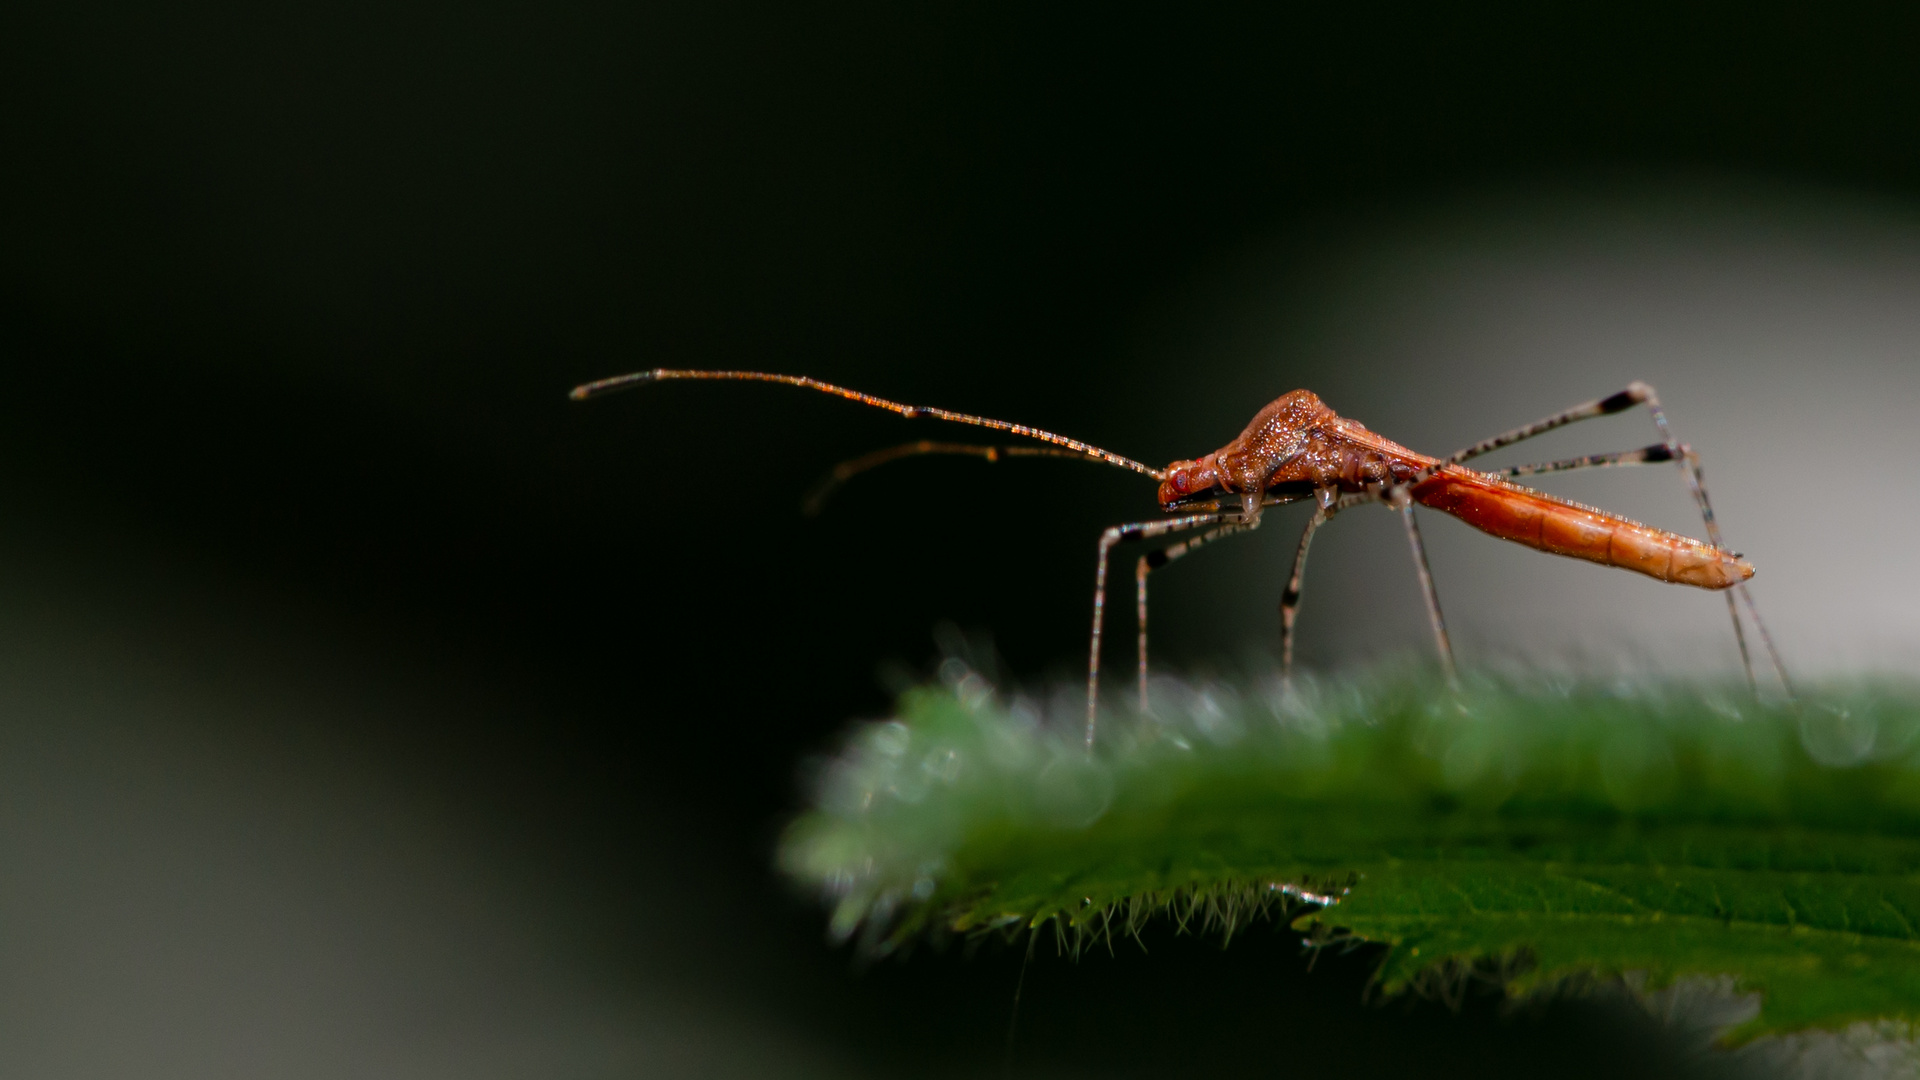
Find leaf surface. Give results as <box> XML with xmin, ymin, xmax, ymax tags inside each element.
<box><xmin>780</xmin><ymin>671</ymin><xmax>1920</xmax><ymax>1041</ymax></box>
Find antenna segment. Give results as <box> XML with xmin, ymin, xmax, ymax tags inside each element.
<box><xmin>570</xmin><ymin>369</ymin><xmax>1165</xmax><ymax>480</ymax></box>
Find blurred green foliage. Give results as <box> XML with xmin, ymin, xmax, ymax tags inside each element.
<box><xmin>780</xmin><ymin>667</ymin><xmax>1920</xmax><ymax>1042</ymax></box>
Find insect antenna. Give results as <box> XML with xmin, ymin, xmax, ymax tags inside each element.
<box><xmin>801</xmin><ymin>441</ymin><xmax>1114</xmax><ymax>515</ymax></box>
<box><xmin>570</xmin><ymin>369</ymin><xmax>1166</xmax><ymax>480</ymax></box>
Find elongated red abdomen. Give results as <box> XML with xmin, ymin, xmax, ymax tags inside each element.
<box><xmin>1410</xmin><ymin>468</ymin><xmax>1752</xmax><ymax>590</ymax></box>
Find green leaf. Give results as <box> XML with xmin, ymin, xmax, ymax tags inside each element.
<box><xmin>778</xmin><ymin>668</ymin><xmax>1920</xmax><ymax>1043</ymax></box>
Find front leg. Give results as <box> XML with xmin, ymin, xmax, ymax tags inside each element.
<box><xmin>1279</xmin><ymin>488</ymin><xmax>1364</xmax><ymax>687</ymax></box>
<box><xmin>1134</xmin><ymin>519</ymin><xmax>1262</xmax><ymax>711</ymax></box>
<box><xmin>1086</xmin><ymin>512</ymin><xmax>1237</xmax><ymax>749</ymax></box>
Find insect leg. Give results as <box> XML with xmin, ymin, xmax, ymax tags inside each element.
<box><xmin>1638</xmin><ymin>396</ymin><xmax>1780</xmax><ymax>696</ymax></box>
<box><xmin>1089</xmin><ymin>512</ymin><xmax>1236</xmax><ymax>749</ymax></box>
<box><xmin>1135</xmin><ymin>521</ymin><xmax>1260</xmax><ymax>710</ymax></box>
<box><xmin>1279</xmin><ymin>507</ymin><xmax>1329</xmax><ymax>688</ymax></box>
<box><xmin>1633</xmin><ymin>400</ymin><xmax>1791</xmax><ymax>698</ymax></box>
<box><xmin>1439</xmin><ymin>384</ymin><xmax>1790</xmax><ymax>698</ymax></box>
<box><xmin>1496</xmin><ymin>442</ymin><xmax>1788</xmax><ymax>697</ymax></box>
<box><xmin>1279</xmin><ymin>490</ymin><xmax>1366</xmax><ymax>686</ymax></box>
<box><xmin>1642</xmin><ymin>396</ymin><xmax>1792</xmax><ymax>699</ymax></box>
<box><xmin>1678</xmin><ymin>445</ymin><xmax>1793</xmax><ymax>700</ymax></box>
<box><xmin>1442</xmin><ymin>383</ymin><xmax>1663</xmax><ymax>466</ymax></box>
<box><xmin>1388</xmin><ymin>487</ymin><xmax>1459</xmax><ymax>687</ymax></box>
<box><xmin>1498</xmin><ymin>444</ymin><xmax>1675</xmax><ymax>478</ymax></box>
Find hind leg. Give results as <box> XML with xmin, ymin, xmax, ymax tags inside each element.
<box><xmin>1431</xmin><ymin>384</ymin><xmax>1788</xmax><ymax>697</ymax></box>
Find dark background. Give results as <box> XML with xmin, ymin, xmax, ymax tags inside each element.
<box><xmin>2</xmin><ymin>3</ymin><xmax>1917</xmax><ymax>1076</ymax></box>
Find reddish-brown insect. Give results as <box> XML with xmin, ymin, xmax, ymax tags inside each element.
<box><xmin>572</xmin><ymin>370</ymin><xmax>1790</xmax><ymax>748</ymax></box>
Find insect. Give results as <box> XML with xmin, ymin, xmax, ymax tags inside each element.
<box><xmin>572</xmin><ymin>369</ymin><xmax>1790</xmax><ymax>748</ymax></box>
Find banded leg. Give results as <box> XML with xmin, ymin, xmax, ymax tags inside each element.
<box><xmin>1432</xmin><ymin>383</ymin><xmax>1789</xmax><ymax>697</ymax></box>
<box><xmin>1678</xmin><ymin>445</ymin><xmax>1792</xmax><ymax>698</ymax></box>
<box><xmin>1441</xmin><ymin>383</ymin><xmax>1662</xmax><ymax>466</ymax></box>
<box><xmin>1388</xmin><ymin>487</ymin><xmax>1459</xmax><ymax>686</ymax></box>
<box><xmin>1498</xmin><ymin>443</ymin><xmax>1784</xmax><ymax>696</ymax></box>
<box><xmin>1089</xmin><ymin>512</ymin><xmax>1238</xmax><ymax>748</ymax></box>
<box><xmin>1280</xmin><ymin>490</ymin><xmax>1368</xmax><ymax>686</ymax></box>
<box><xmin>1134</xmin><ymin>522</ymin><xmax>1259</xmax><ymax>710</ymax></box>
<box><xmin>1499</xmin><ymin>443</ymin><xmax>1676</xmax><ymax>478</ymax></box>
<box><xmin>1279</xmin><ymin>507</ymin><xmax>1329</xmax><ymax>688</ymax></box>
<box><xmin>1621</xmin><ymin>391</ymin><xmax>1787</xmax><ymax>697</ymax></box>
<box><xmin>1280</xmin><ymin>486</ymin><xmax>1458</xmax><ymax>686</ymax></box>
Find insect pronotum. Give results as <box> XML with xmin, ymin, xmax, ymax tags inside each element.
<box><xmin>572</xmin><ymin>369</ymin><xmax>1791</xmax><ymax>748</ymax></box>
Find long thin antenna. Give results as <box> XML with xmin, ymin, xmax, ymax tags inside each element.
<box><xmin>802</xmin><ymin>441</ymin><xmax>1102</xmax><ymax>515</ymax></box>
<box><xmin>569</xmin><ymin>369</ymin><xmax>1166</xmax><ymax>480</ymax></box>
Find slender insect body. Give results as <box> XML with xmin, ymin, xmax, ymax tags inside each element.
<box><xmin>1412</xmin><ymin>469</ymin><xmax>1751</xmax><ymax>589</ymax></box>
<box><xmin>1160</xmin><ymin>388</ymin><xmax>1752</xmax><ymax>592</ymax></box>
<box><xmin>572</xmin><ymin>368</ymin><xmax>1791</xmax><ymax>749</ymax></box>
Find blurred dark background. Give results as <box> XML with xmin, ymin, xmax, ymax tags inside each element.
<box><xmin>2</xmin><ymin>3</ymin><xmax>1919</xmax><ymax>1076</ymax></box>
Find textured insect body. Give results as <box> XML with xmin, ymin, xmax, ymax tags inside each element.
<box><xmin>572</xmin><ymin>369</ymin><xmax>1790</xmax><ymax>749</ymax></box>
<box><xmin>1161</xmin><ymin>389</ymin><xmax>1752</xmax><ymax>591</ymax></box>
<box><xmin>1413</xmin><ymin>469</ymin><xmax>1750</xmax><ymax>590</ymax></box>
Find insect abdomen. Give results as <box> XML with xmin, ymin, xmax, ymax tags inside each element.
<box><xmin>1410</xmin><ymin>469</ymin><xmax>1752</xmax><ymax>590</ymax></box>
